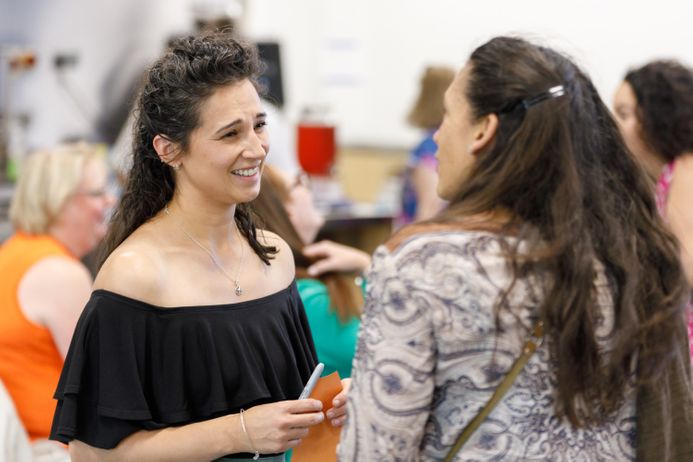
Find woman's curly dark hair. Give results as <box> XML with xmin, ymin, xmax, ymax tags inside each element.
<box><xmin>625</xmin><ymin>60</ymin><xmax>693</xmax><ymax>162</ymax></box>
<box><xmin>98</xmin><ymin>31</ymin><xmax>276</xmax><ymax>268</ymax></box>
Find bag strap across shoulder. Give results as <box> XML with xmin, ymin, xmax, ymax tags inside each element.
<box><xmin>443</xmin><ymin>321</ymin><xmax>544</xmax><ymax>462</ymax></box>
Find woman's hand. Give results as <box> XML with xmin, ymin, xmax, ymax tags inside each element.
<box><xmin>303</xmin><ymin>241</ymin><xmax>371</xmax><ymax>277</ymax></box>
<box><xmin>325</xmin><ymin>378</ymin><xmax>351</xmax><ymax>427</ymax></box>
<box><xmin>242</xmin><ymin>399</ymin><xmax>324</xmax><ymax>453</ymax></box>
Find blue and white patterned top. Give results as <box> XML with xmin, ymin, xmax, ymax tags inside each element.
<box><xmin>338</xmin><ymin>230</ymin><xmax>636</xmax><ymax>461</ymax></box>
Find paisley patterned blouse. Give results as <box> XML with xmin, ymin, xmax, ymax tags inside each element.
<box><xmin>338</xmin><ymin>230</ymin><xmax>636</xmax><ymax>461</ymax></box>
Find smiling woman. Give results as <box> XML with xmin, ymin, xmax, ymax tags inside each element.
<box><xmin>153</xmin><ymin>79</ymin><xmax>269</xmax><ymax>208</ymax></box>
<box><xmin>48</xmin><ymin>32</ymin><xmax>349</xmax><ymax>462</ymax></box>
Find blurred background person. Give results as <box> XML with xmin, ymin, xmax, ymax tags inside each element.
<box><xmin>340</xmin><ymin>36</ymin><xmax>692</xmax><ymax>461</ymax></box>
<box><xmin>613</xmin><ymin>60</ymin><xmax>693</xmax><ymax>357</ymax></box>
<box><xmin>0</xmin><ymin>378</ymin><xmax>33</xmax><ymax>462</ymax></box>
<box><xmin>0</xmin><ymin>142</ymin><xmax>113</xmax><ymax>442</ymax></box>
<box><xmin>397</xmin><ymin>65</ymin><xmax>454</xmax><ymax>227</ymax></box>
<box><xmin>252</xmin><ymin>165</ymin><xmax>368</xmax><ymax>380</ymax></box>
<box><xmin>0</xmin><ymin>379</ymin><xmax>70</xmax><ymax>461</ymax></box>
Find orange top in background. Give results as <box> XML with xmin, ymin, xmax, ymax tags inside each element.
<box><xmin>0</xmin><ymin>233</ymin><xmax>73</xmax><ymax>440</ymax></box>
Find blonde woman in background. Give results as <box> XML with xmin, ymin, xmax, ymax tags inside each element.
<box><xmin>0</xmin><ymin>143</ymin><xmax>114</xmax><ymax>442</ymax></box>
<box><xmin>398</xmin><ymin>65</ymin><xmax>455</xmax><ymax>227</ymax></box>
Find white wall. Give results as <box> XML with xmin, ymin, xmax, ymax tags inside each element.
<box><xmin>1</xmin><ymin>0</ymin><xmax>195</xmax><ymax>149</ymax></box>
<box><xmin>242</xmin><ymin>0</ymin><xmax>693</xmax><ymax>149</ymax></box>
<box><xmin>3</xmin><ymin>0</ymin><xmax>693</xmax><ymax>151</ymax></box>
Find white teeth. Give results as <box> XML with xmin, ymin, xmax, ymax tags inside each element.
<box><xmin>232</xmin><ymin>167</ymin><xmax>258</xmax><ymax>177</ymax></box>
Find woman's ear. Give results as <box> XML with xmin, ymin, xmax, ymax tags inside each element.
<box><xmin>469</xmin><ymin>113</ymin><xmax>499</xmax><ymax>155</ymax></box>
<box><xmin>152</xmin><ymin>134</ymin><xmax>182</xmax><ymax>168</ymax></box>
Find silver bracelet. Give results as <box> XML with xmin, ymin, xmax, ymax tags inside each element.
<box><xmin>239</xmin><ymin>408</ymin><xmax>260</xmax><ymax>460</ymax></box>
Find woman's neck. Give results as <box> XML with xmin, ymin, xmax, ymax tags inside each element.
<box><xmin>48</xmin><ymin>226</ymin><xmax>83</xmax><ymax>259</ymax></box>
<box><xmin>641</xmin><ymin>153</ymin><xmax>669</xmax><ymax>181</ymax></box>
<box><xmin>164</xmin><ymin>199</ymin><xmax>239</xmax><ymax>249</ymax></box>
<box><xmin>443</xmin><ymin>207</ymin><xmax>514</xmax><ymax>228</ymax></box>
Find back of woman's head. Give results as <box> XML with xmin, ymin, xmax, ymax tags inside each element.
<box><xmin>99</xmin><ymin>31</ymin><xmax>264</xmax><ymax>267</ymax></box>
<box><xmin>442</xmin><ymin>36</ymin><xmax>688</xmax><ymax>426</ymax></box>
<box><xmin>457</xmin><ymin>36</ymin><xmax>617</xmax><ymax>227</ymax></box>
<box><xmin>407</xmin><ymin>65</ymin><xmax>455</xmax><ymax>129</ymax></box>
<box><xmin>624</xmin><ymin>60</ymin><xmax>693</xmax><ymax>161</ymax></box>
<box><xmin>10</xmin><ymin>142</ymin><xmax>103</xmax><ymax>234</ymax></box>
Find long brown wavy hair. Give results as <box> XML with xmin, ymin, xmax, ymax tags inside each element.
<box><xmin>98</xmin><ymin>32</ymin><xmax>276</xmax><ymax>268</ymax></box>
<box><xmin>433</xmin><ymin>37</ymin><xmax>689</xmax><ymax>426</ymax></box>
<box><xmin>251</xmin><ymin>166</ymin><xmax>363</xmax><ymax>322</ymax></box>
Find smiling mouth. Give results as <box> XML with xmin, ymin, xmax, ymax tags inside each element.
<box><xmin>231</xmin><ymin>166</ymin><xmax>259</xmax><ymax>177</ymax></box>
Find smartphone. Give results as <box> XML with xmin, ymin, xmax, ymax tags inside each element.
<box><xmin>298</xmin><ymin>362</ymin><xmax>324</xmax><ymax>399</ymax></box>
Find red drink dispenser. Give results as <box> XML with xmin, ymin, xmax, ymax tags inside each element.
<box><xmin>297</xmin><ymin>123</ymin><xmax>336</xmax><ymax>176</ymax></box>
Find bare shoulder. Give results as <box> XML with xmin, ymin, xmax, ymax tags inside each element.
<box><xmin>18</xmin><ymin>256</ymin><xmax>92</xmax><ymax>327</ymax></box>
<box><xmin>25</xmin><ymin>256</ymin><xmax>92</xmax><ymax>287</ymax></box>
<box><xmin>94</xmin><ymin>233</ymin><xmax>166</xmax><ymax>302</ymax></box>
<box><xmin>670</xmin><ymin>155</ymin><xmax>693</xmax><ymax>208</ymax></box>
<box><xmin>256</xmin><ymin>229</ymin><xmax>295</xmax><ymax>282</ymax></box>
<box><xmin>673</xmin><ymin>155</ymin><xmax>693</xmax><ymax>184</ymax></box>
<box><xmin>257</xmin><ymin>229</ymin><xmax>293</xmax><ymax>263</ymax></box>
<box><xmin>19</xmin><ymin>256</ymin><xmax>92</xmax><ymax>305</ymax></box>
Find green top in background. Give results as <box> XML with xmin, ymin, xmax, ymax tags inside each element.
<box><xmin>296</xmin><ymin>278</ymin><xmax>361</xmax><ymax>379</ymax></box>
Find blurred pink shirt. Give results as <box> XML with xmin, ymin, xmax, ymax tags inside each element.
<box><xmin>656</xmin><ymin>160</ymin><xmax>693</xmax><ymax>361</ymax></box>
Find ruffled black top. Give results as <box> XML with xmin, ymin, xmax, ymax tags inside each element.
<box><xmin>50</xmin><ymin>281</ymin><xmax>318</xmax><ymax>453</ymax></box>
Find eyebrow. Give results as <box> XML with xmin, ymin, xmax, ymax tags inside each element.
<box><xmin>213</xmin><ymin>112</ymin><xmax>268</xmax><ymax>137</ymax></box>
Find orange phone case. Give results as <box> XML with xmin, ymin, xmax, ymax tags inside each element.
<box><xmin>292</xmin><ymin>372</ymin><xmax>343</xmax><ymax>462</ymax></box>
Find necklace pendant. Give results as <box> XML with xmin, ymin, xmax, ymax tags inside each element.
<box><xmin>235</xmin><ymin>284</ymin><xmax>243</xmax><ymax>296</ymax></box>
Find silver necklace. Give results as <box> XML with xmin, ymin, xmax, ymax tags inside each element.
<box><xmin>164</xmin><ymin>206</ymin><xmax>245</xmax><ymax>296</ymax></box>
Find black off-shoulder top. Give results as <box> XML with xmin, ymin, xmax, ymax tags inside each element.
<box><xmin>50</xmin><ymin>281</ymin><xmax>318</xmax><ymax>454</ymax></box>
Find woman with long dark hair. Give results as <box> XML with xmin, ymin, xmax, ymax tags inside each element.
<box><xmin>339</xmin><ymin>37</ymin><xmax>692</xmax><ymax>461</ymax></box>
<box><xmin>49</xmin><ymin>32</ymin><xmax>347</xmax><ymax>461</ymax></box>
<box><xmin>613</xmin><ymin>60</ymin><xmax>693</xmax><ymax>360</ymax></box>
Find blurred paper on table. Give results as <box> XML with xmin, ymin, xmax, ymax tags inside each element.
<box><xmin>292</xmin><ymin>372</ymin><xmax>343</xmax><ymax>462</ymax></box>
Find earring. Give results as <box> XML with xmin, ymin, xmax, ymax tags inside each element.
<box><xmin>172</xmin><ymin>164</ymin><xmax>181</xmax><ymax>171</ymax></box>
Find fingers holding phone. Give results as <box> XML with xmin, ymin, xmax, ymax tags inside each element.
<box><xmin>242</xmin><ymin>399</ymin><xmax>324</xmax><ymax>453</ymax></box>
<box><xmin>240</xmin><ymin>364</ymin><xmax>326</xmax><ymax>453</ymax></box>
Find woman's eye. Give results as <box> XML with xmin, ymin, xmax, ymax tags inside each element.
<box><xmin>255</xmin><ymin>121</ymin><xmax>267</xmax><ymax>130</ymax></box>
<box><xmin>223</xmin><ymin>130</ymin><xmax>238</xmax><ymax>138</ymax></box>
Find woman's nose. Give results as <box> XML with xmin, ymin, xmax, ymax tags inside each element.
<box><xmin>245</xmin><ymin>133</ymin><xmax>269</xmax><ymax>159</ymax></box>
